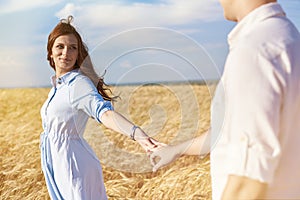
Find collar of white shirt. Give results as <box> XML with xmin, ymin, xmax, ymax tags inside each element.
<box><xmin>50</xmin><ymin>69</ymin><xmax>80</xmax><ymax>88</ymax></box>
<box><xmin>228</xmin><ymin>2</ymin><xmax>286</xmax><ymax>48</ymax></box>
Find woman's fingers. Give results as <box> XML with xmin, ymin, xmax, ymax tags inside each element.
<box><xmin>149</xmin><ymin>138</ymin><xmax>166</xmax><ymax>148</ymax></box>
<box><xmin>137</xmin><ymin>137</ymin><xmax>166</xmax><ymax>152</ymax></box>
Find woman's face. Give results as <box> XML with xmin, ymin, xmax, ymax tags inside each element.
<box><xmin>51</xmin><ymin>34</ymin><xmax>78</xmax><ymax>76</ymax></box>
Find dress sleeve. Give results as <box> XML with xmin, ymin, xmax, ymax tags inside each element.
<box><xmin>69</xmin><ymin>75</ymin><xmax>113</xmax><ymax>123</ymax></box>
<box><xmin>224</xmin><ymin>44</ymin><xmax>285</xmax><ymax>183</ymax></box>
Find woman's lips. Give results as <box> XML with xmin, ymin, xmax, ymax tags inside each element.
<box><xmin>60</xmin><ymin>58</ymin><xmax>71</xmax><ymax>63</ymax></box>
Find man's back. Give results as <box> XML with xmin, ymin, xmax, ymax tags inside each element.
<box><xmin>210</xmin><ymin>3</ymin><xmax>300</xmax><ymax>199</ymax></box>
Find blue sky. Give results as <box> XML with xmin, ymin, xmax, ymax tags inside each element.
<box><xmin>0</xmin><ymin>0</ymin><xmax>299</xmax><ymax>88</ymax></box>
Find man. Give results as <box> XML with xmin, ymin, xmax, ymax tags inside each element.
<box><xmin>150</xmin><ymin>0</ymin><xmax>300</xmax><ymax>199</ymax></box>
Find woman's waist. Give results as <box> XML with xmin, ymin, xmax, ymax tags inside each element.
<box><xmin>41</xmin><ymin>130</ymin><xmax>82</xmax><ymax>140</ymax></box>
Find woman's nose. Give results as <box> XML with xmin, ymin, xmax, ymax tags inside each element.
<box><xmin>62</xmin><ymin>46</ymin><xmax>69</xmax><ymax>55</ymax></box>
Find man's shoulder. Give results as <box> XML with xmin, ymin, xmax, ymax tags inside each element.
<box><xmin>253</xmin><ymin>16</ymin><xmax>299</xmax><ymax>46</ymax></box>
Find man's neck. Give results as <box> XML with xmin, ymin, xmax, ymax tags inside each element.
<box><xmin>236</xmin><ymin>0</ymin><xmax>277</xmax><ymax>22</ymax></box>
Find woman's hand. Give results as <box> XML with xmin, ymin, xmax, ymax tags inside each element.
<box><xmin>134</xmin><ymin>128</ymin><xmax>166</xmax><ymax>152</ymax></box>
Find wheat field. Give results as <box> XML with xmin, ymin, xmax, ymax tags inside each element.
<box><xmin>0</xmin><ymin>83</ymin><xmax>215</xmax><ymax>200</ymax></box>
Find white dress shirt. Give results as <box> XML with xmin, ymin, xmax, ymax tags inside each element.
<box><xmin>210</xmin><ymin>3</ymin><xmax>300</xmax><ymax>199</ymax></box>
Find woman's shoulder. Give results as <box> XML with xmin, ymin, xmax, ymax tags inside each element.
<box><xmin>67</xmin><ymin>70</ymin><xmax>91</xmax><ymax>84</ymax></box>
<box><xmin>69</xmin><ymin>71</ymin><xmax>97</xmax><ymax>91</ymax></box>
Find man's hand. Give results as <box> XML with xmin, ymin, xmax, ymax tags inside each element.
<box><xmin>150</xmin><ymin>145</ymin><xmax>183</xmax><ymax>172</ymax></box>
<box><xmin>150</xmin><ymin>131</ymin><xmax>210</xmax><ymax>172</ymax></box>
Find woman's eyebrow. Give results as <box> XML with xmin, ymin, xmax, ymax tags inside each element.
<box><xmin>55</xmin><ymin>42</ymin><xmax>78</xmax><ymax>46</ymax></box>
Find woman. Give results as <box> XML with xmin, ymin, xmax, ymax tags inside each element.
<box><xmin>40</xmin><ymin>16</ymin><xmax>161</xmax><ymax>200</ymax></box>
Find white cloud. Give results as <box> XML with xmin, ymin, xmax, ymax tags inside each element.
<box><xmin>0</xmin><ymin>45</ymin><xmax>52</xmax><ymax>88</ymax></box>
<box><xmin>0</xmin><ymin>0</ymin><xmax>61</xmax><ymax>15</ymax></box>
<box><xmin>119</xmin><ymin>60</ymin><xmax>132</xmax><ymax>68</ymax></box>
<box><xmin>86</xmin><ymin>27</ymin><xmax>221</xmax><ymax>84</ymax></box>
<box><xmin>0</xmin><ymin>0</ymin><xmax>225</xmax><ymax>87</ymax></box>
<box><xmin>53</xmin><ymin>0</ymin><xmax>223</xmax><ymax>48</ymax></box>
<box><xmin>55</xmin><ymin>3</ymin><xmax>82</xmax><ymax>20</ymax></box>
<box><xmin>0</xmin><ymin>47</ymin><xmax>29</xmax><ymax>68</ymax></box>
<box><xmin>56</xmin><ymin>0</ymin><xmax>222</xmax><ymax>29</ymax></box>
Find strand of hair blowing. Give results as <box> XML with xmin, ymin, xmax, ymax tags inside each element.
<box><xmin>79</xmin><ymin>54</ymin><xmax>115</xmax><ymax>101</ymax></box>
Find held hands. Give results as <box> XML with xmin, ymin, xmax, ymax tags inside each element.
<box><xmin>149</xmin><ymin>144</ymin><xmax>184</xmax><ymax>172</ymax></box>
<box><xmin>133</xmin><ymin>127</ymin><xmax>165</xmax><ymax>153</ymax></box>
<box><xmin>135</xmin><ymin>131</ymin><xmax>180</xmax><ymax>172</ymax></box>
<box><xmin>133</xmin><ymin>126</ymin><xmax>184</xmax><ymax>172</ymax></box>
<box><xmin>130</xmin><ymin>125</ymin><xmax>190</xmax><ymax>172</ymax></box>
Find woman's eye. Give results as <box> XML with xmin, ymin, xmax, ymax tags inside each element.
<box><xmin>56</xmin><ymin>45</ymin><xmax>64</xmax><ymax>49</ymax></box>
<box><xmin>71</xmin><ymin>46</ymin><xmax>77</xmax><ymax>50</ymax></box>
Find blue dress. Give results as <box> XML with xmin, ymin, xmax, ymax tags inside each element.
<box><xmin>40</xmin><ymin>69</ymin><xmax>113</xmax><ymax>200</ymax></box>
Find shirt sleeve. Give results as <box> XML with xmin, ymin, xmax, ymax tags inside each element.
<box><xmin>69</xmin><ymin>75</ymin><xmax>113</xmax><ymax>123</ymax></box>
<box><xmin>224</xmin><ymin>44</ymin><xmax>284</xmax><ymax>183</ymax></box>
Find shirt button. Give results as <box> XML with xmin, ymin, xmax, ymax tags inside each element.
<box><xmin>58</xmin><ymin>78</ymin><xmax>62</xmax><ymax>84</ymax></box>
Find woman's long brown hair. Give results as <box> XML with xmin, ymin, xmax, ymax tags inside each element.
<box><xmin>47</xmin><ymin>16</ymin><xmax>114</xmax><ymax>101</ymax></box>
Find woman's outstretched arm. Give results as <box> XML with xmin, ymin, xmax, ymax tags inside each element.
<box><xmin>100</xmin><ymin>110</ymin><xmax>164</xmax><ymax>152</ymax></box>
